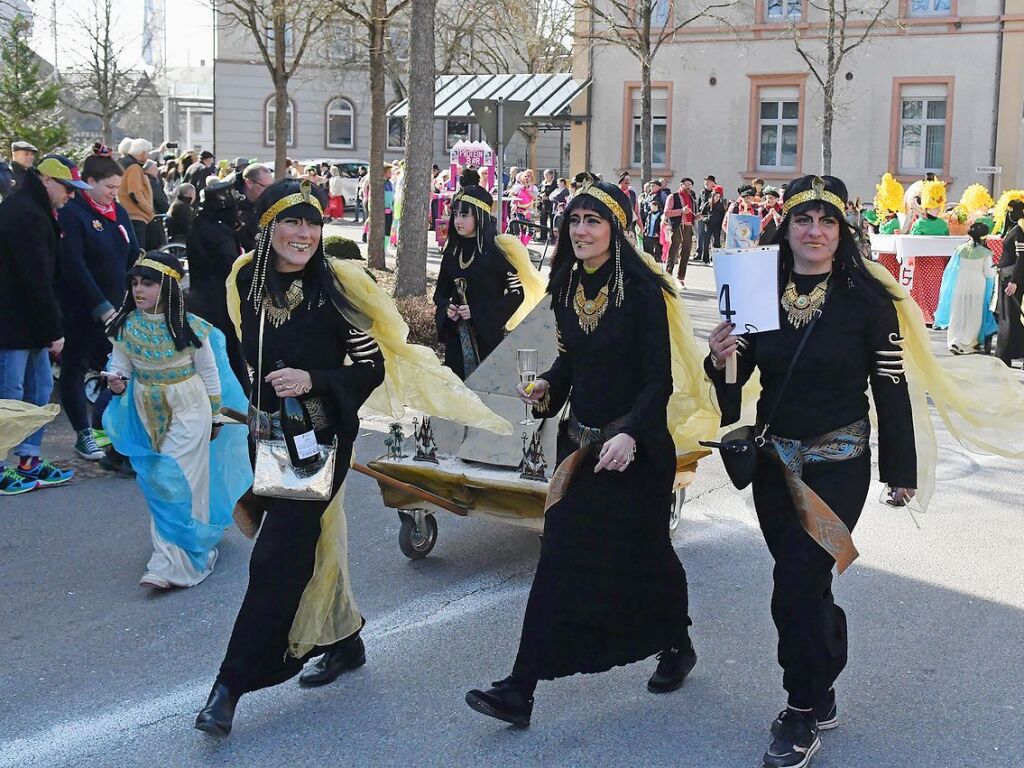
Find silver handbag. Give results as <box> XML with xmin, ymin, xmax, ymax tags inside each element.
<box><xmin>250</xmin><ymin>308</ymin><xmax>338</xmax><ymax>501</ymax></box>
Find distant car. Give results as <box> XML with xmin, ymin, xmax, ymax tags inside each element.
<box><xmin>299</xmin><ymin>158</ymin><xmax>368</xmax><ymax>212</ymax></box>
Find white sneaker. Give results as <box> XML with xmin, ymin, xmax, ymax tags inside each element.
<box><xmin>139</xmin><ymin>573</ymin><xmax>171</xmax><ymax>589</ymax></box>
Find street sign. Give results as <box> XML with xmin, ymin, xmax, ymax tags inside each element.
<box><xmin>470</xmin><ymin>98</ymin><xmax>531</xmax><ymax>149</ymax></box>
<box><xmin>976</xmin><ymin>165</ymin><xmax>1002</xmax><ymax>174</ymax></box>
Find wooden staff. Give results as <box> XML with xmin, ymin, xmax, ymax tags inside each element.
<box><xmin>353</xmin><ymin>462</ymin><xmax>469</xmax><ymax>517</ymax></box>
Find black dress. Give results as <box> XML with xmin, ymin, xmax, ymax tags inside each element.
<box><xmin>705</xmin><ymin>272</ymin><xmax>916</xmax><ymax>709</ymax></box>
<box><xmin>511</xmin><ymin>261</ymin><xmax>690</xmax><ymax>682</ymax></box>
<box><xmin>433</xmin><ymin>239</ymin><xmax>524</xmax><ymax>379</ymax></box>
<box><xmin>216</xmin><ymin>266</ymin><xmax>385</xmax><ymax>696</ymax></box>
<box><xmin>995</xmin><ymin>223</ymin><xmax>1024</xmax><ymax>364</ymax></box>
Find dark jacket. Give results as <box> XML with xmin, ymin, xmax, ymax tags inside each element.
<box><xmin>167</xmin><ymin>198</ymin><xmax>194</xmax><ymax>241</ymax></box>
<box><xmin>57</xmin><ymin>193</ymin><xmax>140</xmax><ymax>321</ymax></box>
<box><xmin>184</xmin><ymin>161</ymin><xmax>215</xmax><ymax>193</ymax></box>
<box><xmin>0</xmin><ymin>170</ymin><xmax>64</xmax><ymax>348</ymax></box>
<box><xmin>186</xmin><ymin>209</ymin><xmax>240</xmax><ymax>333</ymax></box>
<box><xmin>149</xmin><ymin>174</ymin><xmax>170</xmax><ymax>215</ymax></box>
<box><xmin>10</xmin><ymin>161</ymin><xmax>30</xmax><ymax>194</ymax></box>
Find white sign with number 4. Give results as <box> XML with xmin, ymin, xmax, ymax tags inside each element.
<box><xmin>712</xmin><ymin>246</ymin><xmax>782</xmax><ymax>335</ymax></box>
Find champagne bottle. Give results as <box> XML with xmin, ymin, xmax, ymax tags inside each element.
<box><xmin>276</xmin><ymin>360</ymin><xmax>319</xmax><ymax>468</ymax></box>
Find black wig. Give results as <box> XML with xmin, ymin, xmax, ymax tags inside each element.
<box><xmin>107</xmin><ymin>251</ymin><xmax>202</xmax><ymax>351</ymax></box>
<box><xmin>443</xmin><ymin>170</ymin><xmax>499</xmax><ymax>263</ymax></box>
<box><xmin>242</xmin><ymin>178</ymin><xmax>355</xmax><ymax>320</ymax></box>
<box><xmin>773</xmin><ymin>174</ymin><xmax>898</xmax><ymax>305</ymax></box>
<box><xmin>547</xmin><ymin>175</ymin><xmax>675</xmax><ymax>306</ymax></box>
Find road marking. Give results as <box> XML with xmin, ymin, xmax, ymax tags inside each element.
<box><xmin>0</xmin><ymin>568</ymin><xmax>531</xmax><ymax>768</ymax></box>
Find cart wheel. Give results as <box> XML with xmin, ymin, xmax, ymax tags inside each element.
<box><xmin>398</xmin><ymin>510</ymin><xmax>438</xmax><ymax>559</ymax></box>
<box><xmin>669</xmin><ymin>487</ymin><xmax>686</xmax><ymax>533</ymax></box>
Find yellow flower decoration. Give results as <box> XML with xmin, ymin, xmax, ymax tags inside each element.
<box><xmin>993</xmin><ymin>190</ymin><xmax>1024</xmax><ymax>235</ymax></box>
<box><xmin>958</xmin><ymin>184</ymin><xmax>994</xmax><ymax>215</ymax></box>
<box><xmin>873</xmin><ymin>172</ymin><xmax>905</xmax><ymax>217</ymax></box>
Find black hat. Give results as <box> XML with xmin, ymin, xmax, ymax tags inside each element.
<box><xmin>129</xmin><ymin>250</ymin><xmax>184</xmax><ymax>283</ymax></box>
<box><xmin>738</xmin><ymin>185</ymin><xmax>756</xmax><ymax>197</ymax></box>
<box><xmin>200</xmin><ymin>178</ymin><xmax>243</xmax><ymax>211</ymax></box>
<box><xmin>453</xmin><ymin>167</ymin><xmax>493</xmax><ymax>214</ymax></box>
<box><xmin>200</xmin><ymin>150</ymin><xmax>215</xmax><ymax>160</ymax></box>
<box><xmin>255</xmin><ymin>178</ymin><xmax>327</xmax><ymax>230</ymax></box>
<box><xmin>1008</xmin><ymin>199</ymin><xmax>1024</xmax><ymax>222</ymax></box>
<box><xmin>780</xmin><ymin>175</ymin><xmax>848</xmax><ymax>218</ymax></box>
<box><xmin>705</xmin><ymin>175</ymin><xmax>716</xmax><ymax>182</ymax></box>
<box><xmin>573</xmin><ymin>173</ymin><xmax>634</xmax><ymax>230</ymax></box>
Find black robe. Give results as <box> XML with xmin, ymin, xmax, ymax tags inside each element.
<box><xmin>216</xmin><ymin>266</ymin><xmax>385</xmax><ymax>696</ymax></box>
<box><xmin>995</xmin><ymin>223</ymin><xmax>1024</xmax><ymax>364</ymax></box>
<box><xmin>705</xmin><ymin>272</ymin><xmax>916</xmax><ymax>708</ymax></box>
<box><xmin>433</xmin><ymin>237</ymin><xmax>524</xmax><ymax>379</ymax></box>
<box><xmin>511</xmin><ymin>262</ymin><xmax>690</xmax><ymax>681</ymax></box>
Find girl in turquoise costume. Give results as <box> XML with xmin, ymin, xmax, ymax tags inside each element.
<box><xmin>103</xmin><ymin>252</ymin><xmax>251</xmax><ymax>589</ymax></box>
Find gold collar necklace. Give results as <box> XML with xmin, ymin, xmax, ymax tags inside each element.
<box><xmin>781</xmin><ymin>273</ymin><xmax>830</xmax><ymax>329</ymax></box>
<box><xmin>572</xmin><ymin>272</ymin><xmax>612</xmax><ymax>334</ymax></box>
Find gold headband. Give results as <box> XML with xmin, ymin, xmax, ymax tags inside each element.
<box><xmin>258</xmin><ymin>179</ymin><xmax>324</xmax><ymax>230</ymax></box>
<box><xmin>782</xmin><ymin>176</ymin><xmax>846</xmax><ymax>216</ymax></box>
<box><xmin>134</xmin><ymin>257</ymin><xmax>182</xmax><ymax>282</ymax></box>
<box><xmin>578</xmin><ymin>180</ymin><xmax>628</xmax><ymax>231</ymax></box>
<box><xmin>453</xmin><ymin>191</ymin><xmax>493</xmax><ymax>216</ymax></box>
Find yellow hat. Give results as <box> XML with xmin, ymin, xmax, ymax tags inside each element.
<box><xmin>920</xmin><ymin>180</ymin><xmax>946</xmax><ymax>211</ymax></box>
<box><xmin>873</xmin><ymin>173</ymin><xmax>905</xmax><ymax>217</ymax></box>
<box><xmin>958</xmin><ymin>184</ymin><xmax>994</xmax><ymax>215</ymax></box>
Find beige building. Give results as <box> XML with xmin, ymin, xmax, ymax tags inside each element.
<box><xmin>570</xmin><ymin>0</ymin><xmax>1024</xmax><ymax>200</ymax></box>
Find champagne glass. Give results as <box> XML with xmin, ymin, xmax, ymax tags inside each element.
<box><xmin>516</xmin><ymin>348</ymin><xmax>538</xmax><ymax>426</ymax></box>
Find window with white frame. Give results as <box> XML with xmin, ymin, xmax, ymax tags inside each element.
<box><xmin>326</xmin><ymin>98</ymin><xmax>355</xmax><ymax>149</ymax></box>
<box><xmin>630</xmin><ymin>87</ymin><xmax>668</xmax><ymax>168</ymax></box>
<box><xmin>898</xmin><ymin>84</ymin><xmax>947</xmax><ymax>174</ymax></box>
<box><xmin>265</xmin><ymin>98</ymin><xmax>294</xmax><ymax>146</ymax></box>
<box><xmin>447</xmin><ymin>119</ymin><xmax>471</xmax><ymax>149</ymax></box>
<box><xmin>328</xmin><ymin>27</ymin><xmax>359</xmax><ymax>62</ymax></box>
<box><xmin>757</xmin><ymin>87</ymin><xmax>799</xmax><ymax>170</ymax></box>
<box><xmin>387</xmin><ymin>113</ymin><xmax>406</xmax><ymax>150</ymax></box>
<box><xmin>765</xmin><ymin>0</ymin><xmax>802</xmax><ymax>21</ymax></box>
<box><xmin>908</xmin><ymin>0</ymin><xmax>951</xmax><ymax>16</ymax></box>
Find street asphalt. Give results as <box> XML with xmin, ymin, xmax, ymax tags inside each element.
<box><xmin>1</xmin><ymin>257</ymin><xmax>1022</xmax><ymax>768</ymax></box>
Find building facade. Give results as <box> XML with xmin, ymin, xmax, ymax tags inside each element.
<box><xmin>570</xmin><ymin>0</ymin><xmax>1024</xmax><ymax>199</ymax></box>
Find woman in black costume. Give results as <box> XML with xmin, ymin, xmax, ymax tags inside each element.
<box><xmin>433</xmin><ymin>170</ymin><xmax>528</xmax><ymax>379</ymax></box>
<box><xmin>706</xmin><ymin>175</ymin><xmax>916</xmax><ymax>768</ymax></box>
<box><xmin>194</xmin><ymin>180</ymin><xmax>385</xmax><ymax>736</ymax></box>
<box><xmin>465</xmin><ymin>176</ymin><xmax>695</xmax><ymax>728</ymax></box>
<box><xmin>994</xmin><ymin>199</ymin><xmax>1024</xmax><ymax>366</ymax></box>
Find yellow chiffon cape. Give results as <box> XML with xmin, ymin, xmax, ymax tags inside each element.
<box><xmin>494</xmin><ymin>233</ymin><xmax>548</xmax><ymax>331</ymax></box>
<box><xmin>226</xmin><ymin>253</ymin><xmax>512</xmax><ymax>657</ymax></box>
<box><xmin>0</xmin><ymin>401</ymin><xmax>60</xmax><ymax>456</ymax></box>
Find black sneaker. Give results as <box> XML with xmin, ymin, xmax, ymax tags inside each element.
<box><xmin>647</xmin><ymin>641</ymin><xmax>697</xmax><ymax>693</ymax></box>
<box><xmin>465</xmin><ymin>678</ymin><xmax>533</xmax><ymax>728</ymax></box>
<box><xmin>763</xmin><ymin>708</ymin><xmax>820</xmax><ymax>768</ymax></box>
<box><xmin>771</xmin><ymin>689</ymin><xmax>837</xmax><ymax>735</ymax></box>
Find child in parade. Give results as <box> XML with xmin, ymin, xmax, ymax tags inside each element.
<box><xmin>103</xmin><ymin>252</ymin><xmax>250</xmax><ymax>589</ymax></box>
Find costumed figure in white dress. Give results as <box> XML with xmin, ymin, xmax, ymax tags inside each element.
<box><xmin>103</xmin><ymin>252</ymin><xmax>251</xmax><ymax>589</ymax></box>
<box><xmin>933</xmin><ymin>222</ymin><xmax>997</xmax><ymax>354</ymax></box>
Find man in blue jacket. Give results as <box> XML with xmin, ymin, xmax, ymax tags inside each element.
<box><xmin>0</xmin><ymin>156</ymin><xmax>87</xmax><ymax>493</ymax></box>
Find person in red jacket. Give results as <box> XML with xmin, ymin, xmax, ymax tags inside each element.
<box><xmin>664</xmin><ymin>177</ymin><xmax>696</xmax><ymax>282</ymax></box>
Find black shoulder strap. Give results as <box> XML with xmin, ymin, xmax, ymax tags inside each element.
<box><xmin>759</xmin><ymin>280</ymin><xmax>834</xmax><ymax>434</ymax></box>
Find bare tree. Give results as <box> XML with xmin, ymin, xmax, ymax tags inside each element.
<box><xmin>59</xmin><ymin>0</ymin><xmax>151</xmax><ymax>145</ymax></box>
<box><xmin>783</xmin><ymin>0</ymin><xmax>895</xmax><ymax>174</ymax></box>
<box><xmin>579</xmin><ymin>0</ymin><xmax>734</xmax><ymax>180</ymax></box>
<box><xmin>214</xmin><ymin>0</ymin><xmax>340</xmax><ymax>175</ymax></box>
<box><xmin>394</xmin><ymin>0</ymin><xmax>435</xmax><ymax>297</ymax></box>
<box><xmin>331</xmin><ymin>0</ymin><xmax>411</xmax><ymax>270</ymax></box>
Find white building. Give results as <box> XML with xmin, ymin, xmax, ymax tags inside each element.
<box><xmin>569</xmin><ymin>0</ymin><xmax>1024</xmax><ymax>199</ymax></box>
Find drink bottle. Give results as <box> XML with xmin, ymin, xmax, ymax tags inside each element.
<box><xmin>276</xmin><ymin>360</ymin><xmax>319</xmax><ymax>468</ymax></box>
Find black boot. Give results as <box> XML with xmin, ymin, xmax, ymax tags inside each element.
<box><xmin>194</xmin><ymin>681</ymin><xmax>238</xmax><ymax>737</ymax></box>
<box><xmin>647</xmin><ymin>639</ymin><xmax>697</xmax><ymax>693</ymax></box>
<box><xmin>298</xmin><ymin>633</ymin><xmax>366</xmax><ymax>687</ymax></box>
<box><xmin>465</xmin><ymin>678</ymin><xmax>534</xmax><ymax>728</ymax></box>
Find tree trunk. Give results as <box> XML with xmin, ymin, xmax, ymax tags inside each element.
<box><xmin>272</xmin><ymin>9</ymin><xmax>289</xmax><ymax>178</ymax></box>
<box><xmin>640</xmin><ymin>58</ymin><xmax>652</xmax><ymax>180</ymax></box>
<box><xmin>821</xmin><ymin>83</ymin><xmax>834</xmax><ymax>175</ymax></box>
<box><xmin>102</xmin><ymin>114</ymin><xmax>112</xmax><ymax>146</ymax></box>
<box><xmin>366</xmin><ymin>0</ymin><xmax>388</xmax><ymax>270</ymax></box>
<box><xmin>395</xmin><ymin>0</ymin><xmax>435</xmax><ymax>298</ymax></box>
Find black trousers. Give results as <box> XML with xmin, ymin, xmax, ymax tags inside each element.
<box><xmin>753</xmin><ymin>450</ymin><xmax>870</xmax><ymax>710</ymax></box>
<box><xmin>217</xmin><ymin>443</ymin><xmax>355</xmax><ymax>696</ymax></box>
<box><xmin>995</xmin><ymin>279</ymin><xmax>1024</xmax><ymax>365</ymax></box>
<box><xmin>59</xmin><ymin>315</ymin><xmax>112</xmax><ymax>432</ymax></box>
